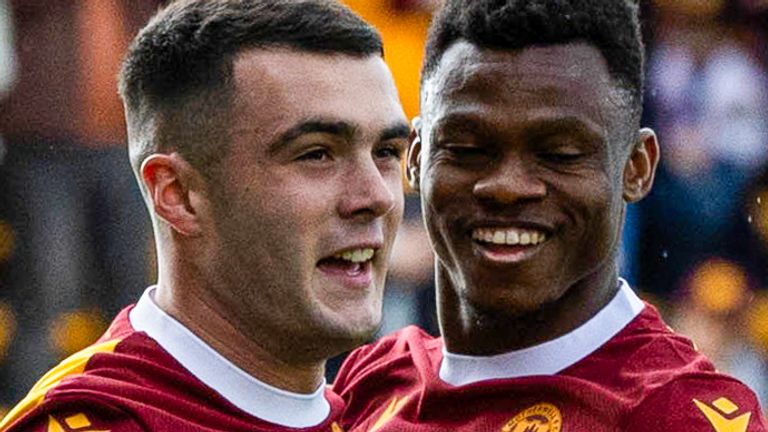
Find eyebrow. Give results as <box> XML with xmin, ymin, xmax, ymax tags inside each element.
<box><xmin>379</xmin><ymin>123</ymin><xmax>410</xmax><ymax>142</ymax></box>
<box><xmin>434</xmin><ymin>112</ymin><xmax>604</xmax><ymax>141</ymax></box>
<box><xmin>268</xmin><ymin>118</ymin><xmax>410</xmax><ymax>154</ymax></box>
<box><xmin>269</xmin><ymin>118</ymin><xmax>358</xmax><ymax>154</ymax></box>
<box><xmin>522</xmin><ymin>116</ymin><xmax>605</xmax><ymax>143</ymax></box>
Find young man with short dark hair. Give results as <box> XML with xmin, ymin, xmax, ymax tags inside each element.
<box><xmin>1</xmin><ymin>1</ymin><xmax>409</xmax><ymax>430</ymax></box>
<box><xmin>333</xmin><ymin>1</ymin><xmax>768</xmax><ymax>430</ymax></box>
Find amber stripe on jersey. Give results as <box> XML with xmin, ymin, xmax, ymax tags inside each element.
<box><xmin>0</xmin><ymin>339</ymin><xmax>121</xmax><ymax>430</ymax></box>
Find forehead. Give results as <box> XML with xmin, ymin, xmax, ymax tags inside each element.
<box><xmin>423</xmin><ymin>41</ymin><xmax>623</xmax><ymax>133</ymax></box>
<box><xmin>230</xmin><ymin>48</ymin><xmax>405</xmax><ymax>142</ymax></box>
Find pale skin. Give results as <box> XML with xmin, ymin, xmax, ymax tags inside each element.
<box><xmin>136</xmin><ymin>49</ymin><xmax>408</xmax><ymax>393</ymax></box>
<box><xmin>409</xmin><ymin>41</ymin><xmax>660</xmax><ymax>355</ymax></box>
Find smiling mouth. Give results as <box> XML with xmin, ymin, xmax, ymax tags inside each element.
<box><xmin>471</xmin><ymin>227</ymin><xmax>548</xmax><ymax>246</ymax></box>
<box><xmin>317</xmin><ymin>248</ymin><xmax>376</xmax><ymax>288</ymax></box>
<box><xmin>470</xmin><ymin>227</ymin><xmax>549</xmax><ymax>262</ymax></box>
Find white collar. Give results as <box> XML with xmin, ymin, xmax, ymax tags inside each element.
<box><xmin>439</xmin><ymin>278</ymin><xmax>645</xmax><ymax>386</ymax></box>
<box><xmin>129</xmin><ymin>287</ymin><xmax>331</xmax><ymax>428</ymax></box>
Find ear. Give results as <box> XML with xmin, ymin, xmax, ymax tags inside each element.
<box><xmin>140</xmin><ymin>153</ymin><xmax>205</xmax><ymax>236</ymax></box>
<box><xmin>406</xmin><ymin>116</ymin><xmax>423</xmax><ymax>192</ymax></box>
<box><xmin>623</xmin><ymin>128</ymin><xmax>660</xmax><ymax>203</ymax></box>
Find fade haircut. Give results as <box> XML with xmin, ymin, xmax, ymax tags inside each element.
<box><xmin>119</xmin><ymin>0</ymin><xmax>383</xmax><ymax>183</ymax></box>
<box><xmin>422</xmin><ymin>0</ymin><xmax>645</xmax><ymax>122</ymax></box>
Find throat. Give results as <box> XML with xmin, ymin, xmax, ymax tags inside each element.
<box><xmin>448</xmin><ymin>304</ymin><xmax>556</xmax><ymax>355</ymax></box>
<box><xmin>161</xmin><ymin>288</ymin><xmax>327</xmax><ymax>394</ymax></box>
<box><xmin>437</xmin><ymin>271</ymin><xmax>619</xmax><ymax>355</ymax></box>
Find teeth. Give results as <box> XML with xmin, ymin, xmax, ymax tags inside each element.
<box><xmin>334</xmin><ymin>248</ymin><xmax>375</xmax><ymax>263</ymax></box>
<box><xmin>493</xmin><ymin>231</ymin><xmax>506</xmax><ymax>244</ymax></box>
<box><xmin>520</xmin><ymin>232</ymin><xmax>531</xmax><ymax>245</ymax></box>
<box><xmin>472</xmin><ymin>228</ymin><xmax>548</xmax><ymax>246</ymax></box>
<box><xmin>506</xmin><ymin>230</ymin><xmax>519</xmax><ymax>244</ymax></box>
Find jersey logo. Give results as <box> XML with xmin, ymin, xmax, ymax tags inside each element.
<box><xmin>369</xmin><ymin>395</ymin><xmax>410</xmax><ymax>432</ymax></box>
<box><xmin>47</xmin><ymin>413</ymin><xmax>110</xmax><ymax>432</ymax></box>
<box><xmin>331</xmin><ymin>422</ymin><xmax>344</xmax><ymax>432</ymax></box>
<box><xmin>693</xmin><ymin>397</ymin><xmax>751</xmax><ymax>432</ymax></box>
<box><xmin>501</xmin><ymin>403</ymin><xmax>562</xmax><ymax>432</ymax></box>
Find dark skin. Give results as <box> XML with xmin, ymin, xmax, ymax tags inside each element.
<box><xmin>409</xmin><ymin>41</ymin><xmax>660</xmax><ymax>355</ymax></box>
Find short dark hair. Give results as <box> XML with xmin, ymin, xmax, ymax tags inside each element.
<box><xmin>119</xmin><ymin>0</ymin><xmax>383</xmax><ymax>180</ymax></box>
<box><xmin>422</xmin><ymin>0</ymin><xmax>644</xmax><ymax>119</ymax></box>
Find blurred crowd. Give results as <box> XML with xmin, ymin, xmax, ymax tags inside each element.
<box><xmin>1</xmin><ymin>0</ymin><xmax>767</xmax><ymax>414</ymax></box>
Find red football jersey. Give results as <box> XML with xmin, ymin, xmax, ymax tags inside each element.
<box><xmin>334</xmin><ymin>282</ymin><xmax>767</xmax><ymax>431</ymax></box>
<box><xmin>1</xmin><ymin>288</ymin><xmax>345</xmax><ymax>432</ymax></box>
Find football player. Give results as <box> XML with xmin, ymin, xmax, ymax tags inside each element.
<box><xmin>333</xmin><ymin>1</ymin><xmax>768</xmax><ymax>430</ymax></box>
<box><xmin>1</xmin><ymin>0</ymin><xmax>408</xmax><ymax>430</ymax></box>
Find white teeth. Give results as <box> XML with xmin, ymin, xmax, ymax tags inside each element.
<box><xmin>493</xmin><ymin>231</ymin><xmax>506</xmax><ymax>244</ymax></box>
<box><xmin>335</xmin><ymin>248</ymin><xmax>375</xmax><ymax>263</ymax></box>
<box><xmin>472</xmin><ymin>228</ymin><xmax>548</xmax><ymax>246</ymax></box>
<box><xmin>506</xmin><ymin>230</ymin><xmax>519</xmax><ymax>244</ymax></box>
<box><xmin>520</xmin><ymin>232</ymin><xmax>531</xmax><ymax>245</ymax></box>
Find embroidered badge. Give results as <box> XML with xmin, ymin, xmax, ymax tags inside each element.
<box><xmin>501</xmin><ymin>403</ymin><xmax>562</xmax><ymax>432</ymax></box>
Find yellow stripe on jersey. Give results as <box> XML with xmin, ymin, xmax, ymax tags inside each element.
<box><xmin>0</xmin><ymin>339</ymin><xmax>121</xmax><ymax>430</ymax></box>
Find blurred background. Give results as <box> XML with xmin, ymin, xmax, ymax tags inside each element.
<box><xmin>1</xmin><ymin>0</ymin><xmax>767</xmax><ymax>414</ymax></box>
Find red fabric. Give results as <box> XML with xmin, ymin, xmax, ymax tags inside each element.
<box><xmin>7</xmin><ymin>307</ymin><xmax>346</xmax><ymax>432</ymax></box>
<box><xmin>334</xmin><ymin>305</ymin><xmax>767</xmax><ymax>431</ymax></box>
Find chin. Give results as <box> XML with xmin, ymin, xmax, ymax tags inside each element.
<box><xmin>464</xmin><ymin>281</ymin><xmax>560</xmax><ymax>317</ymax></box>
<box><xmin>338</xmin><ymin>311</ymin><xmax>381</xmax><ymax>340</ymax></box>
<box><xmin>315</xmin><ymin>306</ymin><xmax>381</xmax><ymax>345</ymax></box>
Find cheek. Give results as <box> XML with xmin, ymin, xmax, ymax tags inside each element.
<box><xmin>386</xmin><ymin>174</ymin><xmax>406</xmax><ymax>221</ymax></box>
<box><xmin>569</xmin><ymin>177</ymin><xmax>625</xmax><ymax>253</ymax></box>
<box><xmin>552</xmin><ymin>174</ymin><xmax>616</xmax><ymax>237</ymax></box>
<box><xmin>420</xmin><ymin>170</ymin><xmax>469</xmax><ymax>256</ymax></box>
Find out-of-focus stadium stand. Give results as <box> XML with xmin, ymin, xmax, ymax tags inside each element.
<box><xmin>0</xmin><ymin>0</ymin><xmax>766</xmax><ymax>414</ymax></box>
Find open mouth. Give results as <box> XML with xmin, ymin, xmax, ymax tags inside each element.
<box><xmin>317</xmin><ymin>248</ymin><xmax>376</xmax><ymax>286</ymax></box>
<box><xmin>471</xmin><ymin>227</ymin><xmax>548</xmax><ymax>261</ymax></box>
<box><xmin>472</xmin><ymin>227</ymin><xmax>548</xmax><ymax>246</ymax></box>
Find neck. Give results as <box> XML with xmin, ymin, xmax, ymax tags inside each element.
<box><xmin>154</xmin><ymin>280</ymin><xmax>325</xmax><ymax>394</ymax></box>
<box><xmin>437</xmin><ymin>262</ymin><xmax>619</xmax><ymax>356</ymax></box>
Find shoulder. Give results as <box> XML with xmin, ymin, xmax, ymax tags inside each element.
<box><xmin>625</xmin><ymin>372</ymin><xmax>768</xmax><ymax>431</ymax></box>
<box><xmin>2</xmin><ymin>398</ymin><xmax>144</xmax><ymax>432</ymax></box>
<box><xmin>605</xmin><ymin>305</ymin><xmax>716</xmax><ymax>379</ymax></box>
<box><xmin>0</xmin><ymin>336</ymin><xmax>145</xmax><ymax>431</ymax></box>
<box><xmin>333</xmin><ymin>325</ymin><xmax>438</xmax><ymax>393</ymax></box>
<box><xmin>0</xmin><ymin>319</ymin><xmax>177</xmax><ymax>432</ymax></box>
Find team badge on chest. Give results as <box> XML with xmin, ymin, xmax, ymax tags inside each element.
<box><xmin>501</xmin><ymin>403</ymin><xmax>562</xmax><ymax>432</ymax></box>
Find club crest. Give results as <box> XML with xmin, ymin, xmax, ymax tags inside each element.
<box><xmin>501</xmin><ymin>403</ymin><xmax>562</xmax><ymax>432</ymax></box>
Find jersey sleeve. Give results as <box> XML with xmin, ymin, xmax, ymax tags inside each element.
<box><xmin>3</xmin><ymin>399</ymin><xmax>144</xmax><ymax>432</ymax></box>
<box><xmin>626</xmin><ymin>375</ymin><xmax>768</xmax><ymax>432</ymax></box>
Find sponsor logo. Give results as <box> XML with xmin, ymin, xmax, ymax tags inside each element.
<box><xmin>693</xmin><ymin>397</ymin><xmax>751</xmax><ymax>432</ymax></box>
<box><xmin>501</xmin><ymin>403</ymin><xmax>562</xmax><ymax>432</ymax></box>
<box><xmin>47</xmin><ymin>413</ymin><xmax>109</xmax><ymax>432</ymax></box>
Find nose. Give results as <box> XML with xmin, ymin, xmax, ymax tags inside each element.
<box><xmin>472</xmin><ymin>156</ymin><xmax>546</xmax><ymax>204</ymax></box>
<box><xmin>337</xmin><ymin>157</ymin><xmax>398</xmax><ymax>221</ymax></box>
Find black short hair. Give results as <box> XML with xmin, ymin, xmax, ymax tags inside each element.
<box><xmin>119</xmin><ymin>0</ymin><xmax>383</xmax><ymax>180</ymax></box>
<box><xmin>422</xmin><ymin>0</ymin><xmax>644</xmax><ymax>120</ymax></box>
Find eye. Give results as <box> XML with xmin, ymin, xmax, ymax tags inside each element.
<box><xmin>447</xmin><ymin>146</ymin><xmax>486</xmax><ymax>157</ymax></box>
<box><xmin>539</xmin><ymin>151</ymin><xmax>584</xmax><ymax>163</ymax></box>
<box><xmin>374</xmin><ymin>144</ymin><xmax>405</xmax><ymax>160</ymax></box>
<box><xmin>296</xmin><ymin>148</ymin><xmax>331</xmax><ymax>162</ymax></box>
<box><xmin>441</xmin><ymin>144</ymin><xmax>492</xmax><ymax>165</ymax></box>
